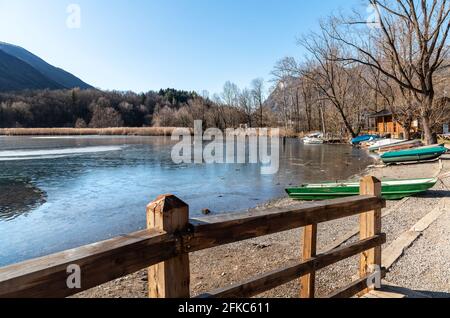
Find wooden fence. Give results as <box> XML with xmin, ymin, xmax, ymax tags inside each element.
<box><xmin>0</xmin><ymin>176</ymin><xmax>386</xmax><ymax>298</ymax></box>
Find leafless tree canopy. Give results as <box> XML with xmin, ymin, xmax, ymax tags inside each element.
<box><xmin>326</xmin><ymin>0</ymin><xmax>449</xmax><ymax>143</ymax></box>
<box><xmin>268</xmin><ymin>0</ymin><xmax>449</xmax><ymax>142</ymax></box>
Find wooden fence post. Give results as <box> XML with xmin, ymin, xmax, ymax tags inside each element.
<box><xmin>147</xmin><ymin>195</ymin><xmax>190</xmax><ymax>298</ymax></box>
<box><xmin>359</xmin><ymin>176</ymin><xmax>382</xmax><ymax>296</ymax></box>
<box><xmin>300</xmin><ymin>224</ymin><xmax>317</xmax><ymax>298</ymax></box>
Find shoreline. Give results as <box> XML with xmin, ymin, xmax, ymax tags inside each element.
<box><xmin>0</xmin><ymin>127</ymin><xmax>300</xmax><ymax>138</ymax></box>
<box><xmin>74</xmin><ymin>155</ymin><xmax>450</xmax><ymax>298</ymax></box>
<box><xmin>0</xmin><ymin>127</ymin><xmax>179</xmax><ymax>137</ymax></box>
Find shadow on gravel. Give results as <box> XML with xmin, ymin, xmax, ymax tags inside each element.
<box><xmin>416</xmin><ymin>190</ymin><xmax>450</xmax><ymax>198</ymax></box>
<box><xmin>415</xmin><ymin>290</ymin><xmax>450</xmax><ymax>298</ymax></box>
<box><xmin>386</xmin><ymin>159</ymin><xmax>441</xmax><ymax>166</ymax></box>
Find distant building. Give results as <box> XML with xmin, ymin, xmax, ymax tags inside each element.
<box><xmin>366</xmin><ymin>109</ymin><xmax>418</xmax><ymax>139</ymax></box>
<box><xmin>436</xmin><ymin>97</ymin><xmax>450</xmax><ymax>135</ymax></box>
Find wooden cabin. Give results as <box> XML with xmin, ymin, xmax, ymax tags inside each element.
<box><xmin>367</xmin><ymin>109</ymin><xmax>418</xmax><ymax>139</ymax></box>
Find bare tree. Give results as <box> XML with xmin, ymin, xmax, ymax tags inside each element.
<box><xmin>239</xmin><ymin>88</ymin><xmax>255</xmax><ymax>127</ymax></box>
<box><xmin>250</xmin><ymin>78</ymin><xmax>266</xmax><ymax>127</ymax></box>
<box><xmin>89</xmin><ymin>106</ymin><xmax>124</xmax><ymax>128</ymax></box>
<box><xmin>75</xmin><ymin>118</ymin><xmax>87</xmax><ymax>128</ymax></box>
<box><xmin>222</xmin><ymin>81</ymin><xmax>240</xmax><ymax>108</ymax></box>
<box><xmin>328</xmin><ymin>0</ymin><xmax>449</xmax><ymax>144</ymax></box>
<box><xmin>272</xmin><ymin>58</ymin><xmax>303</xmax><ymax>132</ymax></box>
<box><xmin>299</xmin><ymin>31</ymin><xmax>367</xmax><ymax>138</ymax></box>
<box><xmin>360</xmin><ymin>64</ymin><xmax>418</xmax><ymax>139</ymax></box>
<box><xmin>299</xmin><ymin>77</ymin><xmax>314</xmax><ymax>132</ymax></box>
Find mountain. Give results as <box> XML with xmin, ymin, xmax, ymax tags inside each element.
<box><xmin>264</xmin><ymin>77</ymin><xmax>298</xmax><ymax>112</ymax></box>
<box><xmin>0</xmin><ymin>42</ymin><xmax>92</xmax><ymax>91</ymax></box>
<box><xmin>0</xmin><ymin>49</ymin><xmax>64</xmax><ymax>91</ymax></box>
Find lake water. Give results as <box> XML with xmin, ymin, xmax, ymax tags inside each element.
<box><xmin>0</xmin><ymin>136</ymin><xmax>374</xmax><ymax>266</ymax></box>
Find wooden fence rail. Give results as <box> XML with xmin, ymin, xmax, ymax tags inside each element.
<box><xmin>0</xmin><ymin>177</ymin><xmax>385</xmax><ymax>298</ymax></box>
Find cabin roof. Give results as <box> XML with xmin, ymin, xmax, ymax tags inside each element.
<box><xmin>368</xmin><ymin>109</ymin><xmax>393</xmax><ymax>118</ymax></box>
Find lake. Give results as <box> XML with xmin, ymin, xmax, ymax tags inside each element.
<box><xmin>0</xmin><ymin>136</ymin><xmax>374</xmax><ymax>266</ymax></box>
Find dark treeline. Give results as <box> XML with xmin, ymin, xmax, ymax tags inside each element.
<box><xmin>0</xmin><ymin>81</ymin><xmax>275</xmax><ymax>130</ymax></box>
<box><xmin>0</xmin><ymin>88</ymin><xmax>201</xmax><ymax>129</ymax></box>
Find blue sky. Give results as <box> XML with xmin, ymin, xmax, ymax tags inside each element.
<box><xmin>0</xmin><ymin>0</ymin><xmax>362</xmax><ymax>94</ymax></box>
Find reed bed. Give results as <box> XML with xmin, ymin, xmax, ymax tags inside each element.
<box><xmin>0</xmin><ymin>127</ymin><xmax>298</xmax><ymax>137</ymax></box>
<box><xmin>0</xmin><ymin>127</ymin><xmax>180</xmax><ymax>136</ymax></box>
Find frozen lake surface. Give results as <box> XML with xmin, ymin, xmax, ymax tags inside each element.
<box><xmin>0</xmin><ymin>136</ymin><xmax>374</xmax><ymax>266</ymax></box>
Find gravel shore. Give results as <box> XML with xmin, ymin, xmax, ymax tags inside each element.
<box><xmin>386</xmin><ymin>167</ymin><xmax>450</xmax><ymax>298</ymax></box>
<box><xmin>75</xmin><ymin>155</ymin><xmax>450</xmax><ymax>298</ymax></box>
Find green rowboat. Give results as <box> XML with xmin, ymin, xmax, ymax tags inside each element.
<box><xmin>381</xmin><ymin>146</ymin><xmax>447</xmax><ymax>164</ymax></box>
<box><xmin>286</xmin><ymin>178</ymin><xmax>438</xmax><ymax>201</ymax></box>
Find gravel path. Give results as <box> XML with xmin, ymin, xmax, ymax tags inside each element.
<box><xmin>385</xmin><ymin>167</ymin><xmax>450</xmax><ymax>298</ymax></box>
<box><xmin>75</xmin><ymin>158</ymin><xmax>449</xmax><ymax>298</ymax></box>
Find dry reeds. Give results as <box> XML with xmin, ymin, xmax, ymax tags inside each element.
<box><xmin>0</xmin><ymin>127</ymin><xmax>298</xmax><ymax>138</ymax></box>
<box><xmin>0</xmin><ymin>127</ymin><xmax>179</xmax><ymax>136</ymax></box>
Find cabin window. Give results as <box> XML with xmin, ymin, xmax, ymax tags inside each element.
<box><xmin>369</xmin><ymin>118</ymin><xmax>376</xmax><ymax>130</ymax></box>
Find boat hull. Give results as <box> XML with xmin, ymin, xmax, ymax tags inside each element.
<box><xmin>368</xmin><ymin>139</ymin><xmax>404</xmax><ymax>152</ymax></box>
<box><xmin>303</xmin><ymin>138</ymin><xmax>324</xmax><ymax>145</ymax></box>
<box><xmin>303</xmin><ymin>133</ymin><xmax>324</xmax><ymax>144</ymax></box>
<box><xmin>381</xmin><ymin>146</ymin><xmax>447</xmax><ymax>164</ymax></box>
<box><xmin>352</xmin><ymin>135</ymin><xmax>378</xmax><ymax>145</ymax></box>
<box><xmin>381</xmin><ymin>153</ymin><xmax>443</xmax><ymax>164</ymax></box>
<box><xmin>286</xmin><ymin>178</ymin><xmax>438</xmax><ymax>201</ymax></box>
<box><xmin>376</xmin><ymin>140</ymin><xmax>423</xmax><ymax>153</ymax></box>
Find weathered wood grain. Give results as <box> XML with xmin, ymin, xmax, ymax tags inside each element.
<box><xmin>147</xmin><ymin>195</ymin><xmax>191</xmax><ymax>298</ymax></box>
<box><xmin>300</xmin><ymin>224</ymin><xmax>317</xmax><ymax>298</ymax></box>
<box><xmin>0</xmin><ymin>229</ymin><xmax>177</xmax><ymax>298</ymax></box>
<box><xmin>0</xmin><ymin>195</ymin><xmax>384</xmax><ymax>298</ymax></box>
<box><xmin>187</xmin><ymin>196</ymin><xmax>385</xmax><ymax>252</ymax></box>
<box><xmin>359</xmin><ymin>177</ymin><xmax>382</xmax><ymax>296</ymax></box>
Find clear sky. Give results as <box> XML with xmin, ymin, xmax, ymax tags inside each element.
<box><xmin>0</xmin><ymin>0</ymin><xmax>363</xmax><ymax>94</ymax></box>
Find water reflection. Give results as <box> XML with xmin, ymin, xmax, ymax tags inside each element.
<box><xmin>0</xmin><ymin>178</ymin><xmax>46</xmax><ymax>221</ymax></box>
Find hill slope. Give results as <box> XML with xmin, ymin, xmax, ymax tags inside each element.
<box><xmin>0</xmin><ymin>50</ymin><xmax>64</xmax><ymax>91</ymax></box>
<box><xmin>0</xmin><ymin>42</ymin><xmax>93</xmax><ymax>91</ymax></box>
